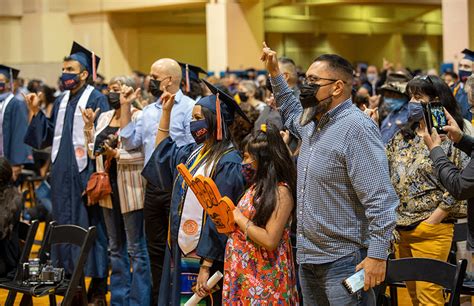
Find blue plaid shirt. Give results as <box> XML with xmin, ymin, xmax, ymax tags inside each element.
<box><xmin>271</xmin><ymin>74</ymin><xmax>398</xmax><ymax>264</ymax></box>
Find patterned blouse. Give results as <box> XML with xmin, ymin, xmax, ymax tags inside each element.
<box><xmin>386</xmin><ymin>132</ymin><xmax>468</xmax><ymax>228</ymax></box>
<box><xmin>223</xmin><ymin>184</ymin><xmax>299</xmax><ymax>305</ymax></box>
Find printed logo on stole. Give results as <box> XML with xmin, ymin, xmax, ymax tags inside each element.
<box><xmin>183</xmin><ymin>220</ymin><xmax>199</xmax><ymax>235</ymax></box>
<box><xmin>75</xmin><ymin>146</ymin><xmax>86</xmax><ymax>158</ymax></box>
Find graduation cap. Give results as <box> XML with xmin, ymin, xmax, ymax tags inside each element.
<box><xmin>462</xmin><ymin>49</ymin><xmax>474</xmax><ymax>62</ymax></box>
<box><xmin>0</xmin><ymin>64</ymin><xmax>20</xmax><ymax>93</ymax></box>
<box><xmin>69</xmin><ymin>41</ymin><xmax>101</xmax><ymax>81</ymax></box>
<box><xmin>200</xmin><ymin>79</ymin><xmax>250</xmax><ymax>141</ymax></box>
<box><xmin>178</xmin><ymin>62</ymin><xmax>207</xmax><ymax>93</ymax></box>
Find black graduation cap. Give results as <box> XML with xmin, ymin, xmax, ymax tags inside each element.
<box><xmin>199</xmin><ymin>79</ymin><xmax>250</xmax><ymax>140</ymax></box>
<box><xmin>0</xmin><ymin>64</ymin><xmax>20</xmax><ymax>80</ymax></box>
<box><xmin>69</xmin><ymin>41</ymin><xmax>100</xmax><ymax>81</ymax></box>
<box><xmin>462</xmin><ymin>49</ymin><xmax>474</xmax><ymax>62</ymax></box>
<box><xmin>178</xmin><ymin>62</ymin><xmax>207</xmax><ymax>92</ymax></box>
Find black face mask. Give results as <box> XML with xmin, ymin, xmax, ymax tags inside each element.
<box><xmin>299</xmin><ymin>82</ymin><xmax>334</xmax><ymax>109</ymax></box>
<box><xmin>238</xmin><ymin>92</ymin><xmax>249</xmax><ymax>102</ymax></box>
<box><xmin>149</xmin><ymin>79</ymin><xmax>163</xmax><ymax>98</ymax></box>
<box><xmin>107</xmin><ymin>92</ymin><xmax>121</xmax><ymax>109</ymax></box>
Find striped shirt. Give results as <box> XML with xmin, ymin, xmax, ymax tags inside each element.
<box><xmin>271</xmin><ymin>74</ymin><xmax>398</xmax><ymax>264</ymax></box>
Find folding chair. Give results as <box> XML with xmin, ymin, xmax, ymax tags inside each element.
<box><xmin>0</xmin><ymin>221</ymin><xmax>97</xmax><ymax>306</ymax></box>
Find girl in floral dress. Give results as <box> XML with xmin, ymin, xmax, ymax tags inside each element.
<box><xmin>223</xmin><ymin>124</ymin><xmax>299</xmax><ymax>305</ymax></box>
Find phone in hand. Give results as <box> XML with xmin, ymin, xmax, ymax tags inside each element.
<box><xmin>422</xmin><ymin>102</ymin><xmax>447</xmax><ymax>134</ymax></box>
<box><xmin>342</xmin><ymin>269</ymin><xmax>365</xmax><ymax>295</ymax></box>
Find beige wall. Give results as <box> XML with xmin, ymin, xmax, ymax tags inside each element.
<box><xmin>266</xmin><ymin>32</ymin><xmax>442</xmax><ymax>72</ymax></box>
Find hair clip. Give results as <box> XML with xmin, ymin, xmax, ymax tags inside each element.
<box><xmin>260</xmin><ymin>124</ymin><xmax>267</xmax><ymax>133</ymax></box>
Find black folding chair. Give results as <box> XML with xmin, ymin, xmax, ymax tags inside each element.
<box><xmin>0</xmin><ymin>221</ymin><xmax>97</xmax><ymax>306</ymax></box>
<box><xmin>384</xmin><ymin>257</ymin><xmax>467</xmax><ymax>306</ymax></box>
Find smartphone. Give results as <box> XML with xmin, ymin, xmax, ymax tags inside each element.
<box><xmin>429</xmin><ymin>102</ymin><xmax>447</xmax><ymax>134</ymax></box>
<box><xmin>342</xmin><ymin>269</ymin><xmax>365</xmax><ymax>295</ymax></box>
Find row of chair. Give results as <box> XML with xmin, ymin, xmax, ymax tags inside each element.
<box><xmin>0</xmin><ymin>220</ymin><xmax>470</xmax><ymax>306</ymax></box>
<box><xmin>0</xmin><ymin>220</ymin><xmax>97</xmax><ymax>306</ymax></box>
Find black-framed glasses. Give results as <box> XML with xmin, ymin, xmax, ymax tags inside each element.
<box><xmin>304</xmin><ymin>76</ymin><xmax>343</xmax><ymax>85</ymax></box>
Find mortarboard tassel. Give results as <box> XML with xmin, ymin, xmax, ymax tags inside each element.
<box><xmin>9</xmin><ymin>68</ymin><xmax>13</xmax><ymax>93</ymax></box>
<box><xmin>216</xmin><ymin>93</ymin><xmax>222</xmax><ymax>141</ymax></box>
<box><xmin>92</xmin><ymin>51</ymin><xmax>97</xmax><ymax>82</ymax></box>
<box><xmin>185</xmin><ymin>64</ymin><xmax>190</xmax><ymax>93</ymax></box>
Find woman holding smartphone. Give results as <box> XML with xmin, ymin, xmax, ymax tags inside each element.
<box><xmin>386</xmin><ymin>75</ymin><xmax>469</xmax><ymax>305</ymax></box>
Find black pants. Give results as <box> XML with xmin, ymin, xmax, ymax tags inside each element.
<box><xmin>144</xmin><ymin>182</ymin><xmax>171</xmax><ymax>306</ymax></box>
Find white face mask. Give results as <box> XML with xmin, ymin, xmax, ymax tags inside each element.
<box><xmin>367</xmin><ymin>73</ymin><xmax>377</xmax><ymax>83</ymax></box>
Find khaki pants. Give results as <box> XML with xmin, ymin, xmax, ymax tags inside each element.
<box><xmin>396</xmin><ymin>221</ymin><xmax>454</xmax><ymax>306</ymax></box>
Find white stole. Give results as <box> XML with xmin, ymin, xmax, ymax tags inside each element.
<box><xmin>178</xmin><ymin>151</ymin><xmax>215</xmax><ymax>256</ymax></box>
<box><xmin>0</xmin><ymin>93</ymin><xmax>14</xmax><ymax>121</ymax></box>
<box><xmin>52</xmin><ymin>85</ymin><xmax>94</xmax><ymax>172</ymax></box>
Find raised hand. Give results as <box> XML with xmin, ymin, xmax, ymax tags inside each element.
<box><xmin>261</xmin><ymin>42</ymin><xmax>280</xmax><ymax>77</ymax></box>
<box><xmin>368</xmin><ymin>94</ymin><xmax>381</xmax><ymax>109</ymax></box>
<box><xmin>80</xmin><ymin>107</ymin><xmax>100</xmax><ymax>129</ymax></box>
<box><xmin>22</xmin><ymin>92</ymin><xmax>42</xmax><ymax>116</ymax></box>
<box><xmin>161</xmin><ymin>88</ymin><xmax>176</xmax><ymax>113</ymax></box>
<box><xmin>120</xmin><ymin>85</ymin><xmax>140</xmax><ymax>106</ymax></box>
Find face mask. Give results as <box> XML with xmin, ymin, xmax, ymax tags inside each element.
<box><xmin>367</xmin><ymin>73</ymin><xmax>377</xmax><ymax>83</ymax></box>
<box><xmin>0</xmin><ymin>82</ymin><xmax>5</xmax><ymax>92</ymax></box>
<box><xmin>265</xmin><ymin>77</ymin><xmax>273</xmax><ymax>93</ymax></box>
<box><xmin>60</xmin><ymin>73</ymin><xmax>80</xmax><ymax>90</ymax></box>
<box><xmin>408</xmin><ymin>102</ymin><xmax>425</xmax><ymax>121</ymax></box>
<box><xmin>149</xmin><ymin>79</ymin><xmax>163</xmax><ymax>98</ymax></box>
<box><xmin>384</xmin><ymin>97</ymin><xmax>407</xmax><ymax>112</ymax></box>
<box><xmin>238</xmin><ymin>92</ymin><xmax>249</xmax><ymax>102</ymax></box>
<box><xmin>241</xmin><ymin>162</ymin><xmax>256</xmax><ymax>185</ymax></box>
<box><xmin>299</xmin><ymin>82</ymin><xmax>334</xmax><ymax>109</ymax></box>
<box><xmin>458</xmin><ymin>70</ymin><xmax>472</xmax><ymax>83</ymax></box>
<box><xmin>190</xmin><ymin>119</ymin><xmax>209</xmax><ymax>144</ymax></box>
<box><xmin>107</xmin><ymin>92</ymin><xmax>121</xmax><ymax>110</ymax></box>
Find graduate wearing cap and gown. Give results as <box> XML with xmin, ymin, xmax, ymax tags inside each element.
<box><xmin>179</xmin><ymin>62</ymin><xmax>207</xmax><ymax>102</ymax></box>
<box><xmin>0</xmin><ymin>65</ymin><xmax>33</xmax><ymax>174</ymax></box>
<box><xmin>143</xmin><ymin>79</ymin><xmax>247</xmax><ymax>306</ymax></box>
<box><xmin>453</xmin><ymin>49</ymin><xmax>474</xmax><ymax>121</ymax></box>
<box><xmin>24</xmin><ymin>42</ymin><xmax>109</xmax><ymax>300</ymax></box>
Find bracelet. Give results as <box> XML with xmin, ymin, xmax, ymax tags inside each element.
<box><xmin>245</xmin><ymin>220</ymin><xmax>253</xmax><ymax>240</ymax></box>
<box><xmin>158</xmin><ymin>127</ymin><xmax>169</xmax><ymax>132</ymax></box>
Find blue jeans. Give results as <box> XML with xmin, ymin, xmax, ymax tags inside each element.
<box><xmin>103</xmin><ymin>208</ymin><xmax>152</xmax><ymax>306</ymax></box>
<box><xmin>299</xmin><ymin>248</ymin><xmax>375</xmax><ymax>306</ymax></box>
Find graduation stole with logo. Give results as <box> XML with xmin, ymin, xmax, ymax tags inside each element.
<box><xmin>177</xmin><ymin>163</ymin><xmax>236</xmax><ymax>234</ymax></box>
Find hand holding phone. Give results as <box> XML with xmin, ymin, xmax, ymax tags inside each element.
<box><xmin>342</xmin><ymin>269</ymin><xmax>365</xmax><ymax>295</ymax></box>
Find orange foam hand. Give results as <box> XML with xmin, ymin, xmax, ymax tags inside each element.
<box><xmin>176</xmin><ymin>163</ymin><xmax>236</xmax><ymax>233</ymax></box>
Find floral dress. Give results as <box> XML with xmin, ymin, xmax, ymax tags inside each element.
<box><xmin>222</xmin><ymin>184</ymin><xmax>299</xmax><ymax>305</ymax></box>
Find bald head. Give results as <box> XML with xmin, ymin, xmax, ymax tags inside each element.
<box><xmin>150</xmin><ymin>58</ymin><xmax>182</xmax><ymax>94</ymax></box>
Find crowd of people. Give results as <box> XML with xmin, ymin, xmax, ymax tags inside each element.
<box><xmin>0</xmin><ymin>39</ymin><xmax>473</xmax><ymax>306</ymax></box>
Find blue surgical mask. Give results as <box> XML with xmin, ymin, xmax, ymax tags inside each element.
<box><xmin>60</xmin><ymin>73</ymin><xmax>80</xmax><ymax>90</ymax></box>
<box><xmin>190</xmin><ymin>119</ymin><xmax>209</xmax><ymax>144</ymax></box>
<box><xmin>384</xmin><ymin>97</ymin><xmax>407</xmax><ymax>112</ymax></box>
<box><xmin>408</xmin><ymin>102</ymin><xmax>424</xmax><ymax>121</ymax></box>
<box><xmin>458</xmin><ymin>69</ymin><xmax>472</xmax><ymax>83</ymax></box>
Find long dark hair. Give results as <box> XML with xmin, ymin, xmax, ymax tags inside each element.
<box><xmin>201</xmin><ymin>106</ymin><xmax>234</xmax><ymax>173</ymax></box>
<box><xmin>0</xmin><ymin>157</ymin><xmax>20</xmax><ymax>240</ymax></box>
<box><xmin>246</xmin><ymin>124</ymin><xmax>296</xmax><ymax>227</ymax></box>
<box><xmin>401</xmin><ymin>75</ymin><xmax>465</xmax><ymax>140</ymax></box>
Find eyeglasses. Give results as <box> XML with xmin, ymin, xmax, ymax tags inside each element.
<box><xmin>416</xmin><ymin>75</ymin><xmax>433</xmax><ymax>84</ymax></box>
<box><xmin>304</xmin><ymin>76</ymin><xmax>343</xmax><ymax>85</ymax></box>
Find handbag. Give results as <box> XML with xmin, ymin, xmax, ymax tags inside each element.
<box><xmin>86</xmin><ymin>156</ymin><xmax>113</xmax><ymax>205</ymax></box>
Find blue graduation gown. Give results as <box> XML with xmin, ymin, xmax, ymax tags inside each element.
<box><xmin>143</xmin><ymin>137</ymin><xmax>245</xmax><ymax>306</ymax></box>
<box><xmin>24</xmin><ymin>85</ymin><xmax>109</xmax><ymax>278</ymax></box>
<box><xmin>1</xmin><ymin>96</ymin><xmax>33</xmax><ymax>165</ymax></box>
<box><xmin>453</xmin><ymin>83</ymin><xmax>472</xmax><ymax>121</ymax></box>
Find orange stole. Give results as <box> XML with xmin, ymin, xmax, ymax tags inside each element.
<box><xmin>177</xmin><ymin>163</ymin><xmax>236</xmax><ymax>234</ymax></box>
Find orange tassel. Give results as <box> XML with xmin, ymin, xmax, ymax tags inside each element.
<box><xmin>216</xmin><ymin>93</ymin><xmax>222</xmax><ymax>141</ymax></box>
<box><xmin>92</xmin><ymin>51</ymin><xmax>97</xmax><ymax>82</ymax></box>
<box><xmin>185</xmin><ymin>64</ymin><xmax>190</xmax><ymax>93</ymax></box>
